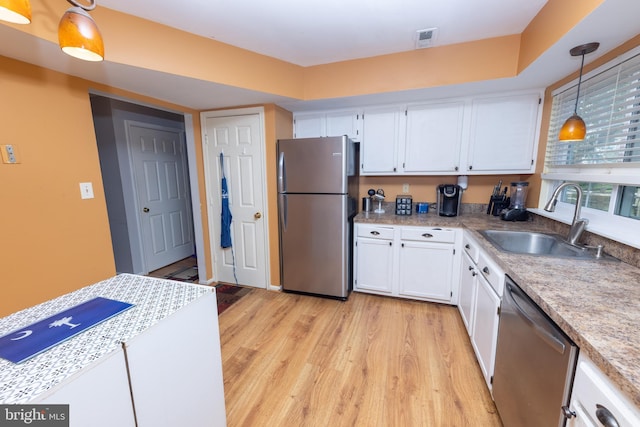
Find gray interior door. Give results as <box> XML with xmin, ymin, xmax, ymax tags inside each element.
<box><xmin>128</xmin><ymin>122</ymin><xmax>194</xmax><ymax>272</ymax></box>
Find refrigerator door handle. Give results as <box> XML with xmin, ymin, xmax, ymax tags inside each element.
<box><xmin>278</xmin><ymin>151</ymin><xmax>286</xmax><ymax>193</ymax></box>
<box><xmin>279</xmin><ymin>194</ymin><xmax>287</xmax><ymax>230</ymax></box>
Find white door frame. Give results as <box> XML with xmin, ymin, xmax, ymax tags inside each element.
<box><xmin>200</xmin><ymin>106</ymin><xmax>271</xmax><ymax>288</ymax></box>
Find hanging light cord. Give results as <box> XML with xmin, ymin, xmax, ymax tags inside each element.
<box><xmin>66</xmin><ymin>0</ymin><xmax>96</xmax><ymax>11</ymax></box>
<box><xmin>573</xmin><ymin>50</ymin><xmax>587</xmax><ymax>115</ymax></box>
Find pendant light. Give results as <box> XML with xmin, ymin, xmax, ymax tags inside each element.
<box><xmin>558</xmin><ymin>42</ymin><xmax>599</xmax><ymax>142</ymax></box>
<box><xmin>0</xmin><ymin>0</ymin><xmax>31</xmax><ymax>24</ymax></box>
<box><xmin>58</xmin><ymin>0</ymin><xmax>104</xmax><ymax>62</ymax></box>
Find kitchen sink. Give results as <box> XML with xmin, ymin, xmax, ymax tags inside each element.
<box><xmin>479</xmin><ymin>230</ymin><xmax>616</xmax><ymax>260</ymax></box>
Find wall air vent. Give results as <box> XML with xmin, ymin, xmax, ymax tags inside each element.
<box><xmin>415</xmin><ymin>27</ymin><xmax>438</xmax><ymax>49</ymax></box>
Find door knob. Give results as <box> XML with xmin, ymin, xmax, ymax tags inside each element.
<box><xmin>254</xmin><ymin>212</ymin><xmax>262</xmax><ymax>219</ymax></box>
<box><xmin>143</xmin><ymin>207</ymin><xmax>150</xmax><ymax>213</ymax></box>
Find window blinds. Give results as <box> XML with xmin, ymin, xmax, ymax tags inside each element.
<box><xmin>546</xmin><ymin>53</ymin><xmax>640</xmax><ymax>167</ymax></box>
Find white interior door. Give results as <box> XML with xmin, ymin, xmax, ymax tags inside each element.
<box><xmin>202</xmin><ymin>109</ymin><xmax>268</xmax><ymax>289</ymax></box>
<box><xmin>128</xmin><ymin>122</ymin><xmax>194</xmax><ymax>273</ymax></box>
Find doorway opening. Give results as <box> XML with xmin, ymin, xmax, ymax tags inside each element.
<box><xmin>90</xmin><ymin>94</ymin><xmax>205</xmax><ymax>280</ymax></box>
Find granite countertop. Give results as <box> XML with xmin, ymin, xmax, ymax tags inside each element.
<box><xmin>356</xmin><ymin>210</ymin><xmax>640</xmax><ymax>407</ymax></box>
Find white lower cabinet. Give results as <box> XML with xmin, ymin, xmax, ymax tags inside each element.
<box><xmin>398</xmin><ymin>239</ymin><xmax>455</xmax><ymax>302</ymax></box>
<box><xmin>568</xmin><ymin>354</ymin><xmax>640</xmax><ymax>427</ymax></box>
<box><xmin>458</xmin><ymin>251</ymin><xmax>477</xmax><ymax>335</ymax></box>
<box><xmin>458</xmin><ymin>231</ymin><xmax>504</xmax><ymax>391</ymax></box>
<box><xmin>354</xmin><ymin>225</ymin><xmax>395</xmax><ymax>294</ymax></box>
<box><xmin>354</xmin><ymin>223</ymin><xmax>459</xmax><ymax>304</ymax></box>
<box><xmin>471</xmin><ymin>271</ymin><xmax>501</xmax><ymax>389</ymax></box>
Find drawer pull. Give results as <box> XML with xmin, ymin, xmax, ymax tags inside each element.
<box><xmin>421</xmin><ymin>233</ymin><xmax>434</xmax><ymax>238</ymax></box>
<box><xmin>370</xmin><ymin>231</ymin><xmax>380</xmax><ymax>236</ymax></box>
<box><xmin>482</xmin><ymin>267</ymin><xmax>490</xmax><ymax>275</ymax></box>
<box><xmin>595</xmin><ymin>404</ymin><xmax>620</xmax><ymax>427</ymax></box>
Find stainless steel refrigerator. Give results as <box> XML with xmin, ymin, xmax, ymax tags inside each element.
<box><xmin>277</xmin><ymin>136</ymin><xmax>359</xmax><ymax>299</ymax></box>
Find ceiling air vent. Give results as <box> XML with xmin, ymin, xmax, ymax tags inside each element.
<box><xmin>415</xmin><ymin>27</ymin><xmax>438</xmax><ymax>49</ymax></box>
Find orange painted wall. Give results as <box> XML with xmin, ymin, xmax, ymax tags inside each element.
<box><xmin>519</xmin><ymin>0</ymin><xmax>605</xmax><ymax>73</ymax></box>
<box><xmin>4</xmin><ymin>0</ymin><xmax>606</xmax><ymax>103</ymax></box>
<box><xmin>0</xmin><ymin>56</ymin><xmax>115</xmax><ymax>316</ymax></box>
<box><xmin>0</xmin><ymin>54</ymin><xmax>207</xmax><ymax>317</ymax></box>
<box><xmin>303</xmin><ymin>35</ymin><xmax>521</xmax><ymax>100</ymax></box>
<box><xmin>264</xmin><ymin>105</ymin><xmax>293</xmax><ymax>286</ymax></box>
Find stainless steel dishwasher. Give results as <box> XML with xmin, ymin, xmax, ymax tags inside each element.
<box><xmin>492</xmin><ymin>275</ymin><xmax>578</xmax><ymax>427</ymax></box>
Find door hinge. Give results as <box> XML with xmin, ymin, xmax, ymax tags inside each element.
<box><xmin>531</xmin><ymin>159</ymin><xmax>534</xmax><ymax>165</ymax></box>
<box><xmin>539</xmin><ymin>97</ymin><xmax>542</xmax><ymax>105</ymax></box>
<box><xmin>453</xmin><ymin>248</ymin><xmax>456</xmax><ymax>255</ymax></box>
<box><xmin>490</xmin><ymin>375</ymin><xmax>494</xmax><ymax>384</ymax></box>
<box><xmin>497</xmin><ymin>306</ymin><xmax>501</xmax><ymax>316</ymax></box>
<box><xmin>450</xmin><ymin>291</ymin><xmax>453</xmax><ymax>297</ymax></box>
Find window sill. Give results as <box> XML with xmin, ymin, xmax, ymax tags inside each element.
<box><xmin>529</xmin><ymin>208</ymin><xmax>640</xmax><ymax>250</ymax></box>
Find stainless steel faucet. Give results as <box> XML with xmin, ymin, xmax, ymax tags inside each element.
<box><xmin>544</xmin><ymin>182</ymin><xmax>589</xmax><ymax>246</ymax></box>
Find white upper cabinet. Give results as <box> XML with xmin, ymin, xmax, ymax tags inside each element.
<box><xmin>361</xmin><ymin>107</ymin><xmax>404</xmax><ymax>174</ymax></box>
<box><xmin>464</xmin><ymin>93</ymin><xmax>542</xmax><ymax>174</ymax></box>
<box><xmin>404</xmin><ymin>101</ymin><xmax>465</xmax><ymax>173</ymax></box>
<box><xmin>301</xmin><ymin>90</ymin><xmax>544</xmax><ymax>176</ymax></box>
<box><xmin>293</xmin><ymin>110</ymin><xmax>361</xmax><ymax>141</ymax></box>
<box><xmin>326</xmin><ymin>111</ymin><xmax>361</xmax><ymax>141</ymax></box>
<box><xmin>293</xmin><ymin>113</ymin><xmax>324</xmax><ymax>138</ymax></box>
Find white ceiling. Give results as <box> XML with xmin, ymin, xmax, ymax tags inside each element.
<box><xmin>98</xmin><ymin>0</ymin><xmax>548</xmax><ymax>67</ymax></box>
<box><xmin>1</xmin><ymin>0</ymin><xmax>640</xmax><ymax>112</ymax></box>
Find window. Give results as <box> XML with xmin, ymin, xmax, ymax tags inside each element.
<box><xmin>541</xmin><ymin>47</ymin><xmax>640</xmax><ymax>248</ymax></box>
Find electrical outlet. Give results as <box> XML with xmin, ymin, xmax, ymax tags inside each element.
<box><xmin>402</xmin><ymin>183</ymin><xmax>409</xmax><ymax>193</ymax></box>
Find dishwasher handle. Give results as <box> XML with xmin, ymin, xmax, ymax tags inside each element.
<box><xmin>505</xmin><ymin>282</ymin><xmax>567</xmax><ymax>355</ymax></box>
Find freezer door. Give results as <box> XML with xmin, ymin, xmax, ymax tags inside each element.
<box><xmin>277</xmin><ymin>136</ymin><xmax>351</xmax><ymax>194</ymax></box>
<box><xmin>279</xmin><ymin>193</ymin><xmax>349</xmax><ymax>298</ymax></box>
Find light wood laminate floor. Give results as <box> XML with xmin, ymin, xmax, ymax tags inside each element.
<box><xmin>218</xmin><ymin>289</ymin><xmax>502</xmax><ymax>426</ymax></box>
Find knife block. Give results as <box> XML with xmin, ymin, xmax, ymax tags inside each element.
<box><xmin>487</xmin><ymin>196</ymin><xmax>509</xmax><ymax>216</ymax></box>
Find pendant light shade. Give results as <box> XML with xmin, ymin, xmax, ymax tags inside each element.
<box><xmin>0</xmin><ymin>0</ymin><xmax>31</xmax><ymax>24</ymax></box>
<box><xmin>58</xmin><ymin>6</ymin><xmax>104</xmax><ymax>62</ymax></box>
<box><xmin>559</xmin><ymin>114</ymin><xmax>586</xmax><ymax>141</ymax></box>
<box><xmin>558</xmin><ymin>42</ymin><xmax>599</xmax><ymax>142</ymax></box>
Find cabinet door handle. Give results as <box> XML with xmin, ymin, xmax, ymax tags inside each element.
<box><xmin>421</xmin><ymin>233</ymin><xmax>433</xmax><ymax>238</ymax></box>
<box><xmin>370</xmin><ymin>231</ymin><xmax>380</xmax><ymax>236</ymax></box>
<box><xmin>595</xmin><ymin>404</ymin><xmax>620</xmax><ymax>427</ymax></box>
<box><xmin>482</xmin><ymin>267</ymin><xmax>490</xmax><ymax>275</ymax></box>
<box><xmin>465</xmin><ymin>244</ymin><xmax>471</xmax><ymax>249</ymax></box>
<box><xmin>468</xmin><ymin>266</ymin><xmax>474</xmax><ymax>271</ymax></box>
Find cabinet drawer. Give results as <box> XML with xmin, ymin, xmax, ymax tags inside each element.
<box><xmin>357</xmin><ymin>225</ymin><xmax>394</xmax><ymax>240</ymax></box>
<box><xmin>477</xmin><ymin>251</ymin><xmax>504</xmax><ymax>297</ymax></box>
<box><xmin>571</xmin><ymin>355</ymin><xmax>640</xmax><ymax>427</ymax></box>
<box><xmin>462</xmin><ymin>232</ymin><xmax>480</xmax><ymax>263</ymax></box>
<box><xmin>400</xmin><ymin>227</ymin><xmax>455</xmax><ymax>243</ymax></box>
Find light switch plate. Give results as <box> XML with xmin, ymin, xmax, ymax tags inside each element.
<box><xmin>80</xmin><ymin>182</ymin><xmax>94</xmax><ymax>199</ymax></box>
<box><xmin>402</xmin><ymin>183</ymin><xmax>410</xmax><ymax>193</ymax></box>
<box><xmin>1</xmin><ymin>145</ymin><xmax>18</xmax><ymax>164</ymax></box>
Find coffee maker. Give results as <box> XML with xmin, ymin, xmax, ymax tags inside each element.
<box><xmin>437</xmin><ymin>184</ymin><xmax>462</xmax><ymax>217</ymax></box>
<box><xmin>501</xmin><ymin>181</ymin><xmax>530</xmax><ymax>221</ymax></box>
